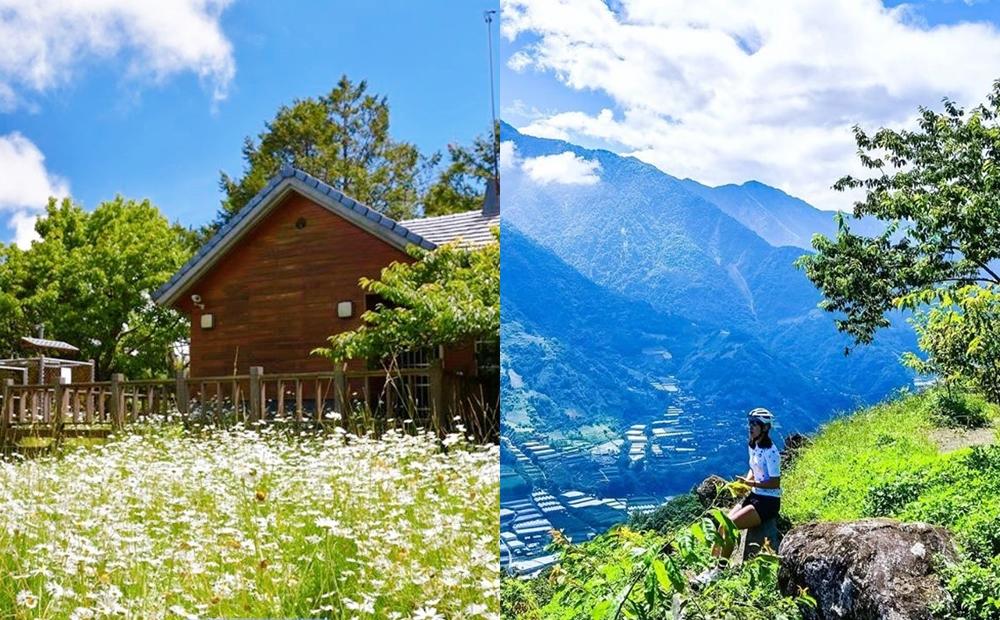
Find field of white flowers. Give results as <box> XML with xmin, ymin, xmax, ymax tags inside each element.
<box><xmin>0</xmin><ymin>425</ymin><xmax>499</xmax><ymax>619</ymax></box>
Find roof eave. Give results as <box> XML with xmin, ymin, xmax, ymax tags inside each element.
<box><xmin>153</xmin><ymin>173</ymin><xmax>437</xmax><ymax>308</ymax></box>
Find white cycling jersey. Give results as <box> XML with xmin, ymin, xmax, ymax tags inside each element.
<box><xmin>748</xmin><ymin>444</ymin><xmax>781</xmax><ymax>498</ymax></box>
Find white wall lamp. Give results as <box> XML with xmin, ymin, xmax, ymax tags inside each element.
<box><xmin>200</xmin><ymin>314</ymin><xmax>214</xmax><ymax>329</ymax></box>
<box><xmin>337</xmin><ymin>301</ymin><xmax>353</xmax><ymax>319</ymax></box>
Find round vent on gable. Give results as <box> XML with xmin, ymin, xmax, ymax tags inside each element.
<box><xmin>295</xmin><ymin>217</ymin><xmax>307</xmax><ymax>230</ymax></box>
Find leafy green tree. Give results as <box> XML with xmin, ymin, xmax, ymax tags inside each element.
<box><xmin>799</xmin><ymin>83</ymin><xmax>1000</xmax><ymax>374</ymax></box>
<box><xmin>0</xmin><ymin>197</ymin><xmax>195</xmax><ymax>378</ymax></box>
<box><xmin>314</xmin><ymin>232</ymin><xmax>499</xmax><ymax>363</ymax></box>
<box><xmin>903</xmin><ymin>285</ymin><xmax>1000</xmax><ymax>404</ymax></box>
<box><xmin>218</xmin><ymin>75</ymin><xmax>433</xmax><ymax>224</ymax></box>
<box><xmin>423</xmin><ymin>123</ymin><xmax>498</xmax><ymax>217</ymax></box>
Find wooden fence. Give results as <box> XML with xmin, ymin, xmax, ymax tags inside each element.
<box><xmin>0</xmin><ymin>359</ymin><xmax>496</xmax><ymax>445</ymax></box>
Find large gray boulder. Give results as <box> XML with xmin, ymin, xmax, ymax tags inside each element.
<box><xmin>778</xmin><ymin>519</ymin><xmax>957</xmax><ymax>620</ymax></box>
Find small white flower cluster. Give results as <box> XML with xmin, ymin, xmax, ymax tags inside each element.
<box><xmin>0</xmin><ymin>425</ymin><xmax>500</xmax><ymax>619</ymax></box>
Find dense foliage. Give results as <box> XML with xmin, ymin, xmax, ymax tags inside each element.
<box><xmin>626</xmin><ymin>494</ymin><xmax>703</xmax><ymax>535</ymax></box>
<box><xmin>314</xmin><ymin>234</ymin><xmax>499</xmax><ymax>363</ymax></box>
<box><xmin>502</xmin><ymin>511</ymin><xmax>809</xmax><ymax>620</ymax></box>
<box><xmin>0</xmin><ymin>197</ymin><xmax>195</xmax><ymax>378</ymax></box>
<box><xmin>423</xmin><ymin>123</ymin><xmax>499</xmax><ymax>217</ymax></box>
<box><xmin>925</xmin><ymin>386</ymin><xmax>992</xmax><ymax>429</ymax></box>
<box><xmin>218</xmin><ymin>75</ymin><xmax>495</xmax><ymax>225</ymax></box>
<box><xmin>799</xmin><ymin>83</ymin><xmax>1000</xmax><ymax>398</ymax></box>
<box><xmin>0</xmin><ymin>425</ymin><xmax>499</xmax><ymax>618</ymax></box>
<box><xmin>903</xmin><ymin>285</ymin><xmax>1000</xmax><ymax>404</ymax></box>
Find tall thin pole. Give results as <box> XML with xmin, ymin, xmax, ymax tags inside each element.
<box><xmin>484</xmin><ymin>9</ymin><xmax>499</xmax><ymax>181</ymax></box>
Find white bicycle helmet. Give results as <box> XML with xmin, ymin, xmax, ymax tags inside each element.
<box><xmin>747</xmin><ymin>407</ymin><xmax>774</xmax><ymax>427</ymax></box>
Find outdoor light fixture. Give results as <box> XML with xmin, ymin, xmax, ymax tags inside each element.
<box><xmin>200</xmin><ymin>313</ymin><xmax>214</xmax><ymax>329</ymax></box>
<box><xmin>337</xmin><ymin>301</ymin><xmax>353</xmax><ymax>319</ymax></box>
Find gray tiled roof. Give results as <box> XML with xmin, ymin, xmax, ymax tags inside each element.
<box><xmin>399</xmin><ymin>209</ymin><xmax>499</xmax><ymax>248</ymax></box>
<box><xmin>153</xmin><ymin>166</ymin><xmax>437</xmax><ymax>305</ymax></box>
<box><xmin>20</xmin><ymin>336</ymin><xmax>79</xmax><ymax>352</ymax></box>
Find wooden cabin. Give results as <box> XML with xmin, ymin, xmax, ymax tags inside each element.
<box><xmin>152</xmin><ymin>166</ymin><xmax>499</xmax><ymax>391</ymax></box>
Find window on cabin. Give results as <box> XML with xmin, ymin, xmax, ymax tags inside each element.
<box><xmin>369</xmin><ymin>347</ymin><xmax>435</xmax><ymax>421</ymax></box>
<box><xmin>367</xmin><ymin>346</ymin><xmax>434</xmax><ymax>370</ymax></box>
<box><xmin>398</xmin><ymin>347</ymin><xmax>433</xmax><ymax>369</ymax></box>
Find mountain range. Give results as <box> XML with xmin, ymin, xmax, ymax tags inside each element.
<box><xmin>678</xmin><ymin>178</ymin><xmax>885</xmax><ymax>250</ymax></box>
<box><xmin>500</xmin><ymin>121</ymin><xmax>916</xmax><ymax>481</ymax></box>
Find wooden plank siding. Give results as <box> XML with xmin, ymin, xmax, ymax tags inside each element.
<box><xmin>172</xmin><ymin>190</ymin><xmax>479</xmax><ymax>378</ymax></box>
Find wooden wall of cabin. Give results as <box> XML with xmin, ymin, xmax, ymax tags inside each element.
<box><xmin>175</xmin><ymin>192</ymin><xmax>419</xmax><ymax>378</ymax></box>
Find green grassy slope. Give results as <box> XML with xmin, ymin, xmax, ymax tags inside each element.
<box><xmin>782</xmin><ymin>392</ymin><xmax>943</xmax><ymax>522</ymax></box>
<box><xmin>784</xmin><ymin>391</ymin><xmax>1000</xmax><ymax>558</ymax></box>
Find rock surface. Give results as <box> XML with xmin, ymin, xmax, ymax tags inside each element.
<box><xmin>781</xmin><ymin>432</ymin><xmax>812</xmax><ymax>464</ymax></box>
<box><xmin>778</xmin><ymin>519</ymin><xmax>957</xmax><ymax>620</ymax></box>
<box><xmin>692</xmin><ymin>474</ymin><xmax>745</xmax><ymax>509</ymax></box>
<box><xmin>737</xmin><ymin>518</ymin><xmax>781</xmax><ymax>563</ymax></box>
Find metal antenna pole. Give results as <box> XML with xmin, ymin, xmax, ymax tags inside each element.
<box><xmin>484</xmin><ymin>9</ymin><xmax>499</xmax><ymax>180</ymax></box>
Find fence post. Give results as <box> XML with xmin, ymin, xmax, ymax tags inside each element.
<box><xmin>1</xmin><ymin>379</ymin><xmax>11</xmax><ymax>444</ymax></box>
<box><xmin>333</xmin><ymin>367</ymin><xmax>347</xmax><ymax>415</ymax></box>
<box><xmin>111</xmin><ymin>373</ymin><xmax>125</xmax><ymax>430</ymax></box>
<box><xmin>249</xmin><ymin>366</ymin><xmax>263</xmax><ymax>424</ymax></box>
<box><xmin>175</xmin><ymin>370</ymin><xmax>189</xmax><ymax>416</ymax></box>
<box><xmin>53</xmin><ymin>375</ymin><xmax>66</xmax><ymax>441</ymax></box>
<box><xmin>429</xmin><ymin>358</ymin><xmax>445</xmax><ymax>433</ymax></box>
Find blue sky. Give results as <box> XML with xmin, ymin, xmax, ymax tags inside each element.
<box><xmin>500</xmin><ymin>0</ymin><xmax>1000</xmax><ymax>211</ymax></box>
<box><xmin>0</xmin><ymin>0</ymin><xmax>499</xmax><ymax>245</ymax></box>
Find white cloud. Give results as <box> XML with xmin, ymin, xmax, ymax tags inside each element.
<box><xmin>0</xmin><ymin>132</ymin><xmax>69</xmax><ymax>248</ymax></box>
<box><xmin>521</xmin><ymin>151</ymin><xmax>602</xmax><ymax>185</ymax></box>
<box><xmin>0</xmin><ymin>0</ymin><xmax>236</xmax><ymax>109</ymax></box>
<box><xmin>9</xmin><ymin>211</ymin><xmax>40</xmax><ymax>248</ymax></box>
<box><xmin>502</xmin><ymin>0</ymin><xmax>1000</xmax><ymax>210</ymax></box>
<box><xmin>499</xmin><ymin>140</ymin><xmax>519</xmax><ymax>173</ymax></box>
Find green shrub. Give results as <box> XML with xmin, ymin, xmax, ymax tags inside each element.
<box><xmin>521</xmin><ymin>513</ymin><xmax>810</xmax><ymax>619</ymax></box>
<box><xmin>501</xmin><ymin>574</ymin><xmax>554</xmax><ymax>619</ymax></box>
<box><xmin>889</xmin><ymin>446</ymin><xmax>1000</xmax><ymax>562</ymax></box>
<box><xmin>862</xmin><ymin>472</ymin><xmax>928</xmax><ymax>516</ymax></box>
<box><xmin>627</xmin><ymin>493</ymin><xmax>703</xmax><ymax>534</ymax></box>
<box><xmin>927</xmin><ymin>389</ymin><xmax>992</xmax><ymax>429</ymax></box>
<box><xmin>934</xmin><ymin>558</ymin><xmax>1000</xmax><ymax>620</ymax></box>
<box><xmin>686</xmin><ymin>553</ymin><xmax>808</xmax><ymax>620</ymax></box>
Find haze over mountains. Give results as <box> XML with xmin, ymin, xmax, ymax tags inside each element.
<box><xmin>678</xmin><ymin>178</ymin><xmax>885</xmax><ymax>250</ymax></box>
<box><xmin>500</xmin><ymin>121</ymin><xmax>915</xmax><ymax>474</ymax></box>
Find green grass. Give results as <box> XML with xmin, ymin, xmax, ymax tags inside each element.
<box><xmin>783</xmin><ymin>390</ymin><xmax>1000</xmax><ymax>532</ymax></box>
<box><xmin>0</xmin><ymin>424</ymin><xmax>499</xmax><ymax>619</ymax></box>
<box><xmin>782</xmin><ymin>391</ymin><xmax>944</xmax><ymax>523</ymax></box>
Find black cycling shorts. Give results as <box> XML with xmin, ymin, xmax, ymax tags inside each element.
<box><xmin>741</xmin><ymin>492</ymin><xmax>781</xmax><ymax>521</ymax></box>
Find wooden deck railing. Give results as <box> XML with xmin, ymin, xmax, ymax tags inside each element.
<box><xmin>0</xmin><ymin>360</ymin><xmax>499</xmax><ymax>445</ymax></box>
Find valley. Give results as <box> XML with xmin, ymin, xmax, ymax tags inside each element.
<box><xmin>499</xmin><ymin>122</ymin><xmax>919</xmax><ymax>573</ymax></box>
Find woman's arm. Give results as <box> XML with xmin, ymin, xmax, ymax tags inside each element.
<box><xmin>749</xmin><ymin>476</ymin><xmax>780</xmax><ymax>490</ymax></box>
